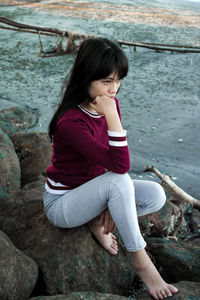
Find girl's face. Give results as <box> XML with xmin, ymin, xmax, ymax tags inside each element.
<box><xmin>88</xmin><ymin>72</ymin><xmax>121</xmax><ymax>100</ymax></box>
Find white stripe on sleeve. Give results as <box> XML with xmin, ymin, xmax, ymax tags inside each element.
<box><xmin>107</xmin><ymin>130</ymin><xmax>127</xmax><ymax>137</ymax></box>
<box><xmin>109</xmin><ymin>140</ymin><xmax>128</xmax><ymax>147</ymax></box>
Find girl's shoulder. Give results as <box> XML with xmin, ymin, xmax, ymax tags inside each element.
<box><xmin>58</xmin><ymin>107</ymin><xmax>84</xmax><ymax>124</ymax></box>
<box><xmin>55</xmin><ymin>107</ymin><xmax>86</xmax><ymax>137</ymax></box>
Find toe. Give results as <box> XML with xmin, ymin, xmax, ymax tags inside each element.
<box><xmin>157</xmin><ymin>291</ymin><xmax>164</xmax><ymax>300</ymax></box>
<box><xmin>111</xmin><ymin>233</ymin><xmax>117</xmax><ymax>239</ymax></box>
<box><xmin>165</xmin><ymin>288</ymin><xmax>172</xmax><ymax>297</ymax></box>
<box><xmin>111</xmin><ymin>243</ymin><xmax>118</xmax><ymax>252</ymax></box>
<box><xmin>112</xmin><ymin>239</ymin><xmax>118</xmax><ymax>245</ymax></box>
<box><xmin>110</xmin><ymin>248</ymin><xmax>118</xmax><ymax>255</ymax></box>
<box><xmin>168</xmin><ymin>285</ymin><xmax>178</xmax><ymax>294</ymax></box>
<box><xmin>161</xmin><ymin>290</ymin><xmax>168</xmax><ymax>298</ymax></box>
<box><xmin>150</xmin><ymin>291</ymin><xmax>159</xmax><ymax>300</ymax></box>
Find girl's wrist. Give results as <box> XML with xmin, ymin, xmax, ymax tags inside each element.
<box><xmin>105</xmin><ymin>110</ymin><xmax>123</xmax><ymax>132</ymax></box>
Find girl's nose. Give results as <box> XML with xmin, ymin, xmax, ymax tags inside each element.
<box><xmin>110</xmin><ymin>81</ymin><xmax>120</xmax><ymax>93</ymax></box>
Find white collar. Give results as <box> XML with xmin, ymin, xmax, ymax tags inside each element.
<box><xmin>78</xmin><ymin>104</ymin><xmax>102</xmax><ymax>119</ymax></box>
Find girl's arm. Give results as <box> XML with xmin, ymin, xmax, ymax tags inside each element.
<box><xmin>90</xmin><ymin>95</ymin><xmax>123</xmax><ymax>132</ymax></box>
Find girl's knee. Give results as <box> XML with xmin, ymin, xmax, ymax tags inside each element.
<box><xmin>104</xmin><ymin>172</ymin><xmax>134</xmax><ymax>196</ymax></box>
<box><xmin>107</xmin><ymin>172</ymin><xmax>133</xmax><ymax>187</ymax></box>
<box><xmin>151</xmin><ymin>182</ymin><xmax>166</xmax><ymax>211</ymax></box>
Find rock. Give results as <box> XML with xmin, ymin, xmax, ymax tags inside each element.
<box><xmin>0</xmin><ymin>101</ymin><xmax>38</xmax><ymax>138</ymax></box>
<box><xmin>139</xmin><ymin>200</ymin><xmax>189</xmax><ymax>238</ymax></box>
<box><xmin>12</xmin><ymin>132</ymin><xmax>52</xmax><ymax>186</ymax></box>
<box><xmin>29</xmin><ymin>291</ymin><xmax>133</xmax><ymax>299</ymax></box>
<box><xmin>0</xmin><ymin>128</ymin><xmax>21</xmax><ymax>199</ymax></box>
<box><xmin>146</xmin><ymin>237</ymin><xmax>200</xmax><ymax>283</ymax></box>
<box><xmin>0</xmin><ymin>230</ymin><xmax>38</xmax><ymax>300</ymax></box>
<box><xmin>183</xmin><ymin>236</ymin><xmax>200</xmax><ymax>248</ymax></box>
<box><xmin>0</xmin><ymin>186</ymin><xmax>135</xmax><ymax>297</ymax></box>
<box><xmin>136</xmin><ymin>281</ymin><xmax>200</xmax><ymax>299</ymax></box>
<box><xmin>0</xmin><ymin>186</ymin><xmax>44</xmax><ymax>250</ymax></box>
<box><xmin>190</xmin><ymin>208</ymin><xmax>200</xmax><ymax>233</ymax></box>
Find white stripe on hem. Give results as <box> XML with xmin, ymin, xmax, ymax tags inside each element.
<box><xmin>109</xmin><ymin>140</ymin><xmax>128</xmax><ymax>147</ymax></box>
<box><xmin>47</xmin><ymin>177</ymin><xmax>69</xmax><ymax>187</ymax></box>
<box><xmin>45</xmin><ymin>183</ymin><xmax>68</xmax><ymax>195</ymax></box>
<box><xmin>108</xmin><ymin>130</ymin><xmax>127</xmax><ymax>137</ymax></box>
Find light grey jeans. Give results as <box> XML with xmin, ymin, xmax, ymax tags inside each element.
<box><xmin>43</xmin><ymin>172</ymin><xmax>166</xmax><ymax>252</ymax></box>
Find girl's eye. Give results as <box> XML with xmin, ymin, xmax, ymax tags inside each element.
<box><xmin>102</xmin><ymin>79</ymin><xmax>121</xmax><ymax>85</ymax></box>
<box><xmin>103</xmin><ymin>80</ymin><xmax>111</xmax><ymax>84</ymax></box>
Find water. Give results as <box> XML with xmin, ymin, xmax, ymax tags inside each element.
<box><xmin>0</xmin><ymin>0</ymin><xmax>200</xmax><ymax>198</ymax></box>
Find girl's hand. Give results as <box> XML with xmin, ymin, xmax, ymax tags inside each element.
<box><xmin>90</xmin><ymin>95</ymin><xmax>117</xmax><ymax>116</ymax></box>
<box><xmin>98</xmin><ymin>209</ymin><xmax>116</xmax><ymax>235</ymax></box>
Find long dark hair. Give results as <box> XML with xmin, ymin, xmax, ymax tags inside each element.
<box><xmin>48</xmin><ymin>37</ymin><xmax>128</xmax><ymax>140</ymax></box>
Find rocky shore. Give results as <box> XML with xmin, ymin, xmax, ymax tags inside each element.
<box><xmin>0</xmin><ymin>99</ymin><xmax>200</xmax><ymax>299</ymax></box>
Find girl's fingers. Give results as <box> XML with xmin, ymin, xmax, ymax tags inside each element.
<box><xmin>107</xmin><ymin>217</ymin><xmax>114</xmax><ymax>234</ymax></box>
<box><xmin>98</xmin><ymin>211</ymin><xmax>105</xmax><ymax>224</ymax></box>
<box><xmin>102</xmin><ymin>209</ymin><xmax>116</xmax><ymax>234</ymax></box>
<box><xmin>104</xmin><ymin>212</ymin><xmax>111</xmax><ymax>234</ymax></box>
<box><xmin>112</xmin><ymin>223</ymin><xmax>116</xmax><ymax>232</ymax></box>
<box><xmin>110</xmin><ymin>222</ymin><xmax>114</xmax><ymax>233</ymax></box>
<box><xmin>104</xmin><ymin>216</ymin><xmax>109</xmax><ymax>234</ymax></box>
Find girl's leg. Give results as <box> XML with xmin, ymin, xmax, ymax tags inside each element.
<box><xmin>133</xmin><ymin>179</ymin><xmax>166</xmax><ymax>216</ymax></box>
<box><xmin>132</xmin><ymin>180</ymin><xmax>178</xmax><ymax>299</ymax></box>
<box><xmin>44</xmin><ymin>172</ymin><xmax>178</xmax><ymax>299</ymax></box>
<box><xmin>44</xmin><ymin>172</ymin><xmax>146</xmax><ymax>252</ymax></box>
<box><xmin>44</xmin><ymin>173</ymin><xmax>165</xmax><ymax>252</ymax></box>
<box><xmin>132</xmin><ymin>249</ymin><xmax>178</xmax><ymax>299</ymax></box>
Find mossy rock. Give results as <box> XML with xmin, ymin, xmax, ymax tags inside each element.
<box><xmin>0</xmin><ymin>230</ymin><xmax>38</xmax><ymax>300</ymax></box>
<box><xmin>12</xmin><ymin>131</ymin><xmax>52</xmax><ymax>186</ymax></box>
<box><xmin>0</xmin><ymin>128</ymin><xmax>20</xmax><ymax>199</ymax></box>
<box><xmin>147</xmin><ymin>237</ymin><xmax>200</xmax><ymax>282</ymax></box>
<box><xmin>0</xmin><ymin>186</ymin><xmax>135</xmax><ymax>297</ymax></box>
<box><xmin>0</xmin><ymin>101</ymin><xmax>38</xmax><ymax>138</ymax></box>
<box><xmin>29</xmin><ymin>291</ymin><xmax>132</xmax><ymax>299</ymax></box>
<box><xmin>137</xmin><ymin>281</ymin><xmax>200</xmax><ymax>299</ymax></box>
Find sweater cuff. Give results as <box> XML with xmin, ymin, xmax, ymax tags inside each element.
<box><xmin>107</xmin><ymin>130</ymin><xmax>128</xmax><ymax>147</ymax></box>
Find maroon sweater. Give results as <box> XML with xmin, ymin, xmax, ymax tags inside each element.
<box><xmin>46</xmin><ymin>98</ymin><xmax>130</xmax><ymax>193</ymax></box>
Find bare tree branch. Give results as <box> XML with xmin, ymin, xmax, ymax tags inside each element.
<box><xmin>0</xmin><ymin>17</ymin><xmax>65</xmax><ymax>36</ymax></box>
<box><xmin>145</xmin><ymin>165</ymin><xmax>200</xmax><ymax>210</ymax></box>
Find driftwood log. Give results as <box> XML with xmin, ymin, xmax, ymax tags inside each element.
<box><xmin>0</xmin><ymin>17</ymin><xmax>94</xmax><ymax>56</ymax></box>
<box><xmin>145</xmin><ymin>165</ymin><xmax>200</xmax><ymax>211</ymax></box>
<box><xmin>1</xmin><ymin>17</ymin><xmax>200</xmax><ymax>55</ymax></box>
<box><xmin>0</xmin><ymin>17</ymin><xmax>92</xmax><ymax>39</ymax></box>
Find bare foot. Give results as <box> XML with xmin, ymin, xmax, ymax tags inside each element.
<box><xmin>133</xmin><ymin>250</ymin><xmax>178</xmax><ymax>299</ymax></box>
<box><xmin>88</xmin><ymin>220</ymin><xmax>118</xmax><ymax>255</ymax></box>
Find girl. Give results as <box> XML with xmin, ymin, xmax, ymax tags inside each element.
<box><xmin>43</xmin><ymin>38</ymin><xmax>178</xmax><ymax>299</ymax></box>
